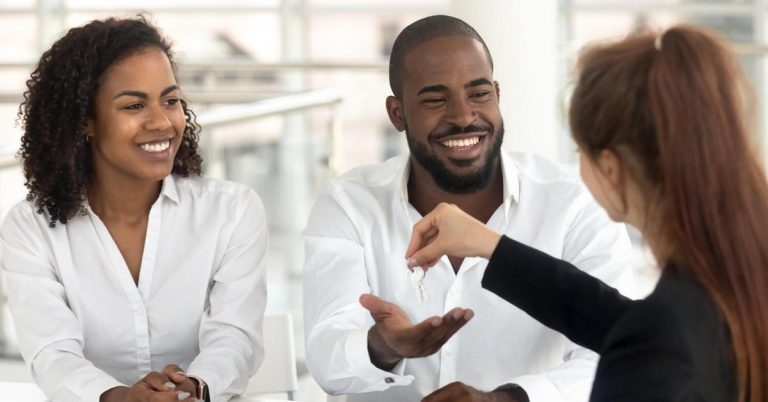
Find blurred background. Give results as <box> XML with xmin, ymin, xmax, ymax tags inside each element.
<box><xmin>0</xmin><ymin>0</ymin><xmax>766</xmax><ymax>400</ymax></box>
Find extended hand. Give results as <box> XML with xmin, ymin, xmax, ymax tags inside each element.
<box><xmin>360</xmin><ymin>294</ymin><xmax>473</xmax><ymax>370</ymax></box>
<box><xmin>405</xmin><ymin>203</ymin><xmax>502</xmax><ymax>270</ymax></box>
<box><xmin>423</xmin><ymin>382</ymin><xmax>526</xmax><ymax>402</ymax></box>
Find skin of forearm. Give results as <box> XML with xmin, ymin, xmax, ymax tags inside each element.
<box><xmin>492</xmin><ymin>386</ymin><xmax>530</xmax><ymax>402</ymax></box>
<box><xmin>100</xmin><ymin>386</ymin><xmax>130</xmax><ymax>402</ymax></box>
<box><xmin>476</xmin><ymin>227</ymin><xmax>502</xmax><ymax>259</ymax></box>
<box><xmin>366</xmin><ymin>326</ymin><xmax>401</xmax><ymax>371</ymax></box>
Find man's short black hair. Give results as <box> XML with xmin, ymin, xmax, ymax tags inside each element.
<box><xmin>388</xmin><ymin>15</ymin><xmax>494</xmax><ymax>98</ymax></box>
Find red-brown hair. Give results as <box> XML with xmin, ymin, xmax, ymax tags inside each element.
<box><xmin>570</xmin><ymin>25</ymin><xmax>768</xmax><ymax>402</ymax></box>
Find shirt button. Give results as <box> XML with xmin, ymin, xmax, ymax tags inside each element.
<box><xmin>444</xmin><ymin>349</ymin><xmax>455</xmax><ymax>358</ymax></box>
<box><xmin>384</xmin><ymin>377</ymin><xmax>395</xmax><ymax>384</ymax></box>
<box><xmin>448</xmin><ymin>289</ymin><xmax>460</xmax><ymax>297</ymax></box>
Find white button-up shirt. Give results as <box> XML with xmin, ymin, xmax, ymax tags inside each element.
<box><xmin>0</xmin><ymin>175</ymin><xmax>268</xmax><ymax>402</ymax></box>
<box><xmin>303</xmin><ymin>152</ymin><xmax>634</xmax><ymax>402</ymax></box>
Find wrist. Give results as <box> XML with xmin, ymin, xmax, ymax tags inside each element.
<box><xmin>492</xmin><ymin>383</ymin><xmax>529</xmax><ymax>402</ymax></box>
<box><xmin>479</xmin><ymin>229</ymin><xmax>502</xmax><ymax>259</ymax></box>
<box><xmin>99</xmin><ymin>386</ymin><xmax>129</xmax><ymax>402</ymax></box>
<box><xmin>367</xmin><ymin>325</ymin><xmax>402</xmax><ymax>370</ymax></box>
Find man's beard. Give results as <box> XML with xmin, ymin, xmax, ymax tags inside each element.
<box><xmin>406</xmin><ymin>121</ymin><xmax>504</xmax><ymax>194</ymax></box>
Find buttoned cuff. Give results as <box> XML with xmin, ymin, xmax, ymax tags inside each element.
<box><xmin>345</xmin><ymin>328</ymin><xmax>414</xmax><ymax>390</ymax></box>
<box><xmin>78</xmin><ymin>374</ymin><xmax>124</xmax><ymax>402</ymax></box>
<box><xmin>508</xmin><ymin>375</ymin><xmax>564</xmax><ymax>402</ymax></box>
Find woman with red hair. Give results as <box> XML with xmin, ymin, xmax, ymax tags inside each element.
<box><xmin>409</xmin><ymin>25</ymin><xmax>768</xmax><ymax>402</ymax></box>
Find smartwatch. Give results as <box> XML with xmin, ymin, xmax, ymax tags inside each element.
<box><xmin>188</xmin><ymin>375</ymin><xmax>210</xmax><ymax>402</ymax></box>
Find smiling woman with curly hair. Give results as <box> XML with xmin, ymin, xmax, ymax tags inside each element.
<box><xmin>18</xmin><ymin>15</ymin><xmax>202</xmax><ymax>226</ymax></box>
<box><xmin>2</xmin><ymin>15</ymin><xmax>267</xmax><ymax>402</ymax></box>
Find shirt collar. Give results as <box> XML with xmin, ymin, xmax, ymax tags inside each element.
<box><xmin>82</xmin><ymin>175</ymin><xmax>180</xmax><ymax>214</ymax></box>
<box><xmin>398</xmin><ymin>151</ymin><xmax>520</xmax><ymax>221</ymax></box>
<box><xmin>159</xmin><ymin>174</ymin><xmax>180</xmax><ymax>205</ymax></box>
<box><xmin>499</xmin><ymin>151</ymin><xmax>520</xmax><ymax>223</ymax></box>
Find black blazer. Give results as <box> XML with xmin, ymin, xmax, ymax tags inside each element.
<box><xmin>482</xmin><ymin>236</ymin><xmax>735</xmax><ymax>402</ymax></box>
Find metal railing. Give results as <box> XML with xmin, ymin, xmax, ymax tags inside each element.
<box><xmin>197</xmin><ymin>89</ymin><xmax>341</xmax><ymax>126</ymax></box>
<box><xmin>196</xmin><ymin>89</ymin><xmax>344</xmax><ymax>175</ymax></box>
<box><xmin>0</xmin><ymin>89</ymin><xmax>344</xmax><ymax>172</ymax></box>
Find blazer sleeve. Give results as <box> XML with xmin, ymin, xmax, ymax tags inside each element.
<box><xmin>481</xmin><ymin>235</ymin><xmax>631</xmax><ymax>352</ymax></box>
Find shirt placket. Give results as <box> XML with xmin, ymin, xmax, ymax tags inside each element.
<box><xmin>88</xmin><ymin>199</ymin><xmax>163</xmax><ymax>378</ymax></box>
<box><xmin>438</xmin><ymin>268</ymin><xmax>463</xmax><ymax>387</ymax></box>
<box><xmin>134</xmin><ymin>197</ymin><xmax>163</xmax><ymax>375</ymax></box>
<box><xmin>132</xmin><ymin>295</ymin><xmax>152</xmax><ymax>375</ymax></box>
<box><xmin>97</xmin><ymin>237</ymin><xmax>153</xmax><ymax>378</ymax></box>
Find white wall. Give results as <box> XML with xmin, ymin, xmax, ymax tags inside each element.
<box><xmin>450</xmin><ymin>0</ymin><xmax>561</xmax><ymax>162</ymax></box>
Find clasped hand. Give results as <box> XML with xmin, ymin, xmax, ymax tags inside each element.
<box><xmin>100</xmin><ymin>364</ymin><xmax>198</xmax><ymax>402</ymax></box>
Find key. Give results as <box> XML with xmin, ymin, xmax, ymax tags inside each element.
<box><xmin>409</xmin><ymin>266</ymin><xmax>428</xmax><ymax>304</ymax></box>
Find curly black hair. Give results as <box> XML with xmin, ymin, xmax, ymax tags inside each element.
<box><xmin>17</xmin><ymin>15</ymin><xmax>203</xmax><ymax>226</ymax></box>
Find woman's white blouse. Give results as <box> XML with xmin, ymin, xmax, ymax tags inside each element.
<box><xmin>0</xmin><ymin>175</ymin><xmax>268</xmax><ymax>402</ymax></box>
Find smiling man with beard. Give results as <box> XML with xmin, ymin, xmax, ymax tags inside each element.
<box><xmin>303</xmin><ymin>15</ymin><xmax>634</xmax><ymax>402</ymax></box>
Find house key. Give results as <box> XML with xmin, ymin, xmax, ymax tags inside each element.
<box><xmin>409</xmin><ymin>266</ymin><xmax>428</xmax><ymax>304</ymax></box>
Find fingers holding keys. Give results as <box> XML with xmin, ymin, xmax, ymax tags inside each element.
<box><xmin>406</xmin><ymin>203</ymin><xmax>503</xmax><ymax>270</ymax></box>
<box><xmin>406</xmin><ymin>207</ymin><xmax>448</xmax><ymax>271</ymax></box>
<box><xmin>405</xmin><ymin>215</ymin><xmax>440</xmax><ymax>266</ymax></box>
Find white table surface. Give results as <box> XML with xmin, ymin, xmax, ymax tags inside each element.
<box><xmin>0</xmin><ymin>381</ymin><xmax>294</xmax><ymax>402</ymax></box>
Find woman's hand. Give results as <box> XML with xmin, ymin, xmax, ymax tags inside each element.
<box><xmin>160</xmin><ymin>365</ymin><xmax>197</xmax><ymax>397</ymax></box>
<box><xmin>405</xmin><ymin>203</ymin><xmax>502</xmax><ymax>270</ymax></box>
<box><xmin>100</xmin><ymin>365</ymin><xmax>197</xmax><ymax>402</ymax></box>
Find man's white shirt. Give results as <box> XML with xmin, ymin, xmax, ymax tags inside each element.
<box><xmin>0</xmin><ymin>175</ymin><xmax>268</xmax><ymax>402</ymax></box>
<box><xmin>303</xmin><ymin>151</ymin><xmax>634</xmax><ymax>402</ymax></box>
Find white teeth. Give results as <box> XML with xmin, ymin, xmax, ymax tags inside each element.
<box><xmin>139</xmin><ymin>140</ymin><xmax>170</xmax><ymax>153</ymax></box>
<box><xmin>441</xmin><ymin>137</ymin><xmax>480</xmax><ymax>148</ymax></box>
